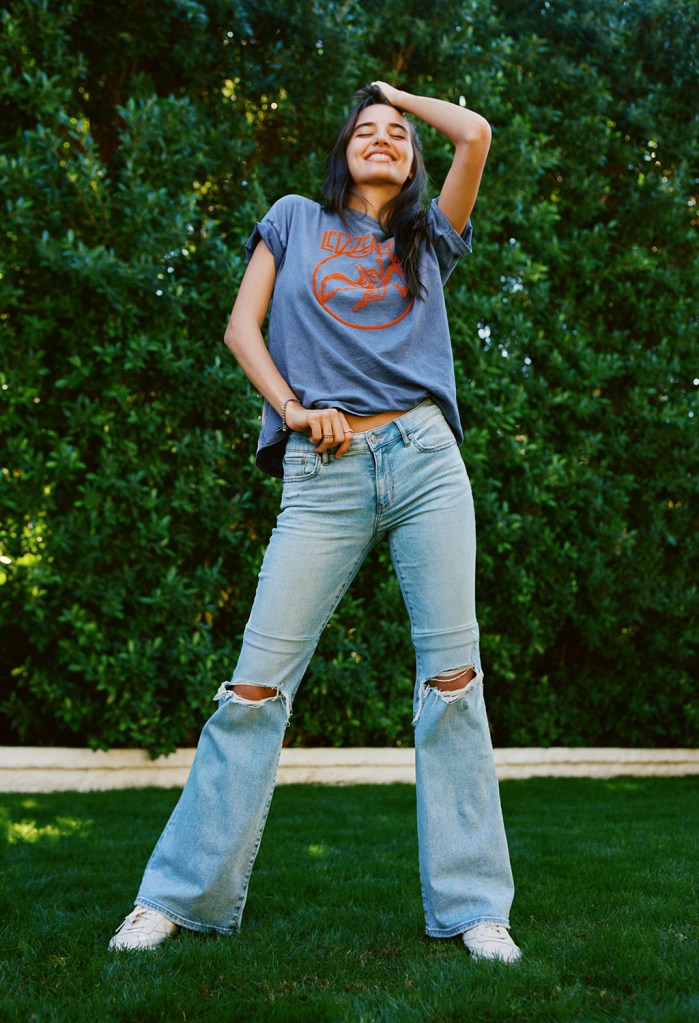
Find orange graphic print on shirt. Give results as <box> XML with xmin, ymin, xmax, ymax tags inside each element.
<box><xmin>313</xmin><ymin>229</ymin><xmax>414</xmax><ymax>330</ymax></box>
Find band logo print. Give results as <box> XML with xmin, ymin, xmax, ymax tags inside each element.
<box><xmin>312</xmin><ymin>230</ymin><xmax>413</xmax><ymax>330</ymax></box>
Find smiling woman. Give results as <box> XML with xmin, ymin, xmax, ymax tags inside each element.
<box><xmin>109</xmin><ymin>81</ymin><xmax>519</xmax><ymax>965</ymax></box>
<box><xmin>344</xmin><ymin>105</ymin><xmax>415</xmax><ymax>194</ymax></box>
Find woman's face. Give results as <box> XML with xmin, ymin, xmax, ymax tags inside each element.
<box><xmin>345</xmin><ymin>103</ymin><xmax>414</xmax><ymax>194</ymax></box>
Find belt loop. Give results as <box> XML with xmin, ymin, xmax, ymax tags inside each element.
<box><xmin>395</xmin><ymin>415</ymin><xmax>411</xmax><ymax>447</ymax></box>
<box><xmin>321</xmin><ymin>451</ymin><xmax>330</xmax><ymax>465</ymax></box>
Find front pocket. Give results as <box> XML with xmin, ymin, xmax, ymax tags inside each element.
<box><xmin>407</xmin><ymin>411</ymin><xmax>457</xmax><ymax>452</ymax></box>
<box><xmin>282</xmin><ymin>452</ymin><xmax>321</xmax><ymax>482</ymax></box>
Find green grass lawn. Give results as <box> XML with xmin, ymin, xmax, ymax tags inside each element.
<box><xmin>1</xmin><ymin>777</ymin><xmax>697</xmax><ymax>1023</ymax></box>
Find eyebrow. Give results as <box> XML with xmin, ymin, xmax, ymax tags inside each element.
<box><xmin>353</xmin><ymin>120</ymin><xmax>409</xmax><ymax>133</ymax></box>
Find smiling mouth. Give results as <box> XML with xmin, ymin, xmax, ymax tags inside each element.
<box><xmin>366</xmin><ymin>153</ymin><xmax>393</xmax><ymax>162</ymax></box>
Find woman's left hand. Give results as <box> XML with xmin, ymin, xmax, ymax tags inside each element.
<box><xmin>372</xmin><ymin>80</ymin><xmax>404</xmax><ymax>107</ymax></box>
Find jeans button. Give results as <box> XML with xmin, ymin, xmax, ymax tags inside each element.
<box><xmin>370</xmin><ymin>434</ymin><xmax>377</xmax><ymax>443</ymax></box>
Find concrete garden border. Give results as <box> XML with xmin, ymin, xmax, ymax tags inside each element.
<box><xmin>1</xmin><ymin>746</ymin><xmax>697</xmax><ymax>792</ymax></box>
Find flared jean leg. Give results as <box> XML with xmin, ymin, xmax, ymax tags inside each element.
<box><xmin>386</xmin><ymin>437</ymin><xmax>515</xmax><ymax>937</ymax></box>
<box><xmin>136</xmin><ymin>434</ymin><xmax>378</xmax><ymax>934</ymax></box>
<box><xmin>136</xmin><ymin>693</ymin><xmax>289</xmax><ymax>934</ymax></box>
<box><xmin>413</xmin><ymin>682</ymin><xmax>515</xmax><ymax>937</ymax></box>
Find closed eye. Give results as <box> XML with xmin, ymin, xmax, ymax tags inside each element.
<box><xmin>354</xmin><ymin>131</ymin><xmax>408</xmax><ymax>142</ymax></box>
<box><xmin>353</xmin><ymin>121</ymin><xmax>409</xmax><ymax>140</ymax></box>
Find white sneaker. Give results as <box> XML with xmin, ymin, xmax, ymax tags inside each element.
<box><xmin>108</xmin><ymin>906</ymin><xmax>180</xmax><ymax>951</ymax></box>
<box><xmin>462</xmin><ymin>924</ymin><xmax>522</xmax><ymax>963</ymax></box>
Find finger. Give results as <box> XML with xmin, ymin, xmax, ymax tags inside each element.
<box><xmin>312</xmin><ymin>412</ymin><xmax>336</xmax><ymax>451</ymax></box>
<box><xmin>334</xmin><ymin>428</ymin><xmax>354</xmax><ymax>459</ymax></box>
<box><xmin>334</xmin><ymin>413</ymin><xmax>354</xmax><ymax>459</ymax></box>
<box><xmin>306</xmin><ymin>415</ymin><xmax>322</xmax><ymax>445</ymax></box>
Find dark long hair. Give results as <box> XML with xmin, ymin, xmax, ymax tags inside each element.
<box><xmin>323</xmin><ymin>84</ymin><xmax>429</xmax><ymax>300</ymax></box>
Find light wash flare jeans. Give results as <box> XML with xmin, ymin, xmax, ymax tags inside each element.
<box><xmin>136</xmin><ymin>400</ymin><xmax>515</xmax><ymax>939</ymax></box>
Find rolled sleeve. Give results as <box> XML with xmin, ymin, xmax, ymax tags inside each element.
<box><xmin>244</xmin><ymin>216</ymin><xmax>285</xmax><ymax>270</ymax></box>
<box><xmin>427</xmin><ymin>198</ymin><xmax>473</xmax><ymax>284</ymax></box>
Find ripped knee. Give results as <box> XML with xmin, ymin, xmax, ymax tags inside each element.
<box><xmin>427</xmin><ymin>665</ymin><xmax>475</xmax><ymax>692</ymax></box>
<box><xmin>213</xmin><ymin>680</ymin><xmax>282</xmax><ymax>706</ymax></box>
<box><xmin>230</xmin><ymin>683</ymin><xmax>280</xmax><ymax>703</ymax></box>
<box><xmin>412</xmin><ymin>664</ymin><xmax>481</xmax><ymax>724</ymax></box>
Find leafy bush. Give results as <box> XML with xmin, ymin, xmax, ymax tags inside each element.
<box><xmin>1</xmin><ymin>0</ymin><xmax>697</xmax><ymax>753</ymax></box>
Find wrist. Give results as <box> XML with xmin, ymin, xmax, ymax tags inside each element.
<box><xmin>280</xmin><ymin>396</ymin><xmax>301</xmax><ymax>432</ymax></box>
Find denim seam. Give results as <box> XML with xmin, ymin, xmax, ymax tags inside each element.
<box><xmin>135</xmin><ymin>898</ymin><xmax>238</xmax><ymax>936</ymax></box>
<box><xmin>425</xmin><ymin>915</ymin><xmax>511</xmax><ymax>939</ymax></box>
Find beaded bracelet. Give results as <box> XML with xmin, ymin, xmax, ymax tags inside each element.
<box><xmin>281</xmin><ymin>396</ymin><xmax>301</xmax><ymax>432</ymax></box>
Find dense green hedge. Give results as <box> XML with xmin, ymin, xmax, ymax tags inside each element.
<box><xmin>1</xmin><ymin>0</ymin><xmax>697</xmax><ymax>754</ymax></box>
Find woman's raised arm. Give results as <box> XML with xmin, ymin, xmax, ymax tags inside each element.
<box><xmin>372</xmin><ymin>81</ymin><xmax>491</xmax><ymax>234</ymax></box>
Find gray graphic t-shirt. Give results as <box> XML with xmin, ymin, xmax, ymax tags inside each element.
<box><xmin>245</xmin><ymin>195</ymin><xmax>472</xmax><ymax>477</ymax></box>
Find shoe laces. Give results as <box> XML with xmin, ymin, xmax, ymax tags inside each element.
<box><xmin>116</xmin><ymin>907</ymin><xmax>164</xmax><ymax>934</ymax></box>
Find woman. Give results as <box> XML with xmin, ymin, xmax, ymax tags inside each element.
<box><xmin>109</xmin><ymin>82</ymin><xmax>520</xmax><ymax>962</ymax></box>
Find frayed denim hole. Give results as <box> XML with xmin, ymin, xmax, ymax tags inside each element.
<box><xmin>413</xmin><ymin>665</ymin><xmax>483</xmax><ymax>723</ymax></box>
<box><xmin>213</xmin><ymin>681</ymin><xmax>293</xmax><ymax>721</ymax></box>
<box><xmin>429</xmin><ymin>664</ymin><xmax>477</xmax><ymax>697</ymax></box>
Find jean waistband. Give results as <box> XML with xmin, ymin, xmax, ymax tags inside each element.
<box><xmin>286</xmin><ymin>399</ymin><xmax>444</xmax><ymax>460</ymax></box>
<box><xmin>349</xmin><ymin>398</ymin><xmax>441</xmax><ymax>447</ymax></box>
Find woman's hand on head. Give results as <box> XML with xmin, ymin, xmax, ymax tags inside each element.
<box><xmin>367</xmin><ymin>86</ymin><xmax>491</xmax><ymax>232</ymax></box>
<box><xmin>284</xmin><ymin>403</ymin><xmax>354</xmax><ymax>459</ymax></box>
<box><xmin>371</xmin><ymin>80</ymin><xmax>404</xmax><ymax>108</ymax></box>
